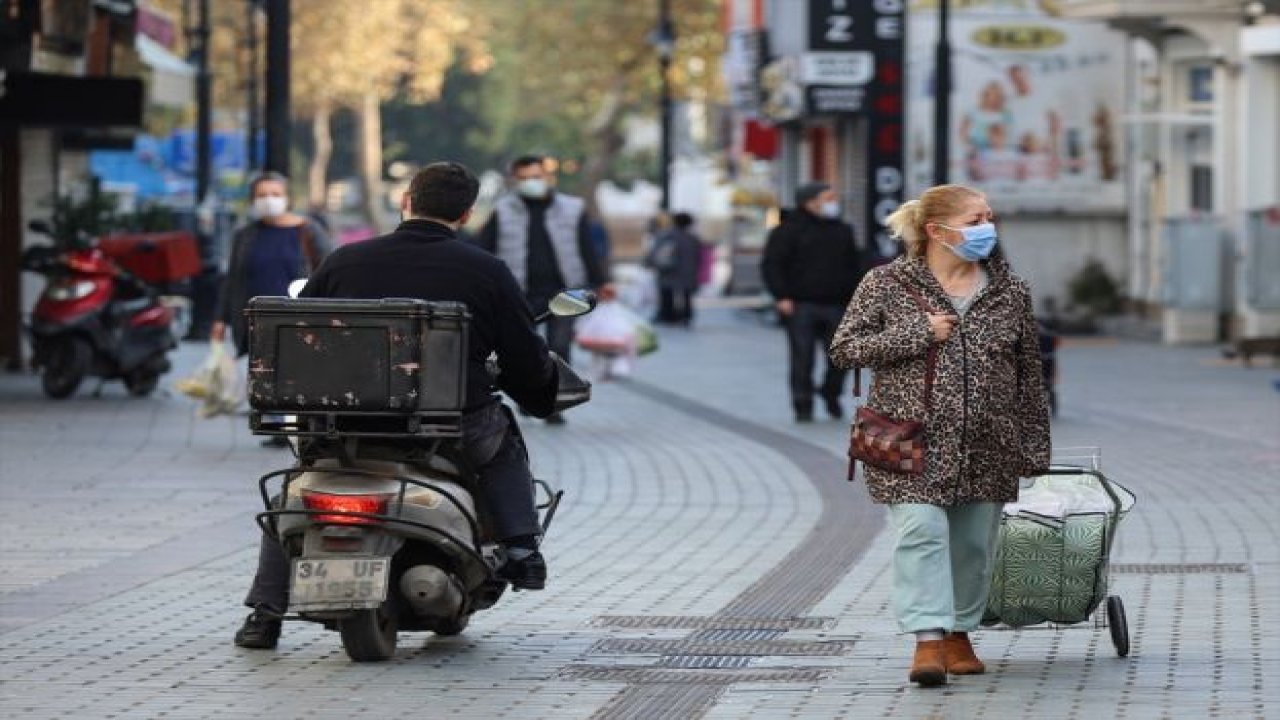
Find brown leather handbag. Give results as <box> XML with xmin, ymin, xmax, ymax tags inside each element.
<box><xmin>847</xmin><ymin>274</ymin><xmax>938</xmax><ymax>480</ymax></box>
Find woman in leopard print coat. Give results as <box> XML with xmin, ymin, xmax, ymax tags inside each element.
<box><xmin>829</xmin><ymin>184</ymin><xmax>1050</xmax><ymax>687</ymax></box>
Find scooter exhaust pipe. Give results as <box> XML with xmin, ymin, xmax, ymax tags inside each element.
<box><xmin>399</xmin><ymin>565</ymin><xmax>464</xmax><ymax>617</ymax></box>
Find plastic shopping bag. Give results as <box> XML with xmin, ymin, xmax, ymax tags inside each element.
<box><xmin>574</xmin><ymin>301</ymin><xmax>638</xmax><ymax>356</ymax></box>
<box><xmin>616</xmin><ymin>304</ymin><xmax>658</xmax><ymax>356</ymax></box>
<box><xmin>174</xmin><ymin>340</ymin><xmax>241</xmax><ymax>418</ymax></box>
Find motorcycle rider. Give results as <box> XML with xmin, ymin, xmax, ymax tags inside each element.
<box><xmin>235</xmin><ymin>161</ymin><xmax>561</xmax><ymax>649</ymax></box>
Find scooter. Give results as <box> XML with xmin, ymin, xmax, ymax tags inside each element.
<box><xmin>249</xmin><ymin>289</ymin><xmax>595</xmax><ymax>661</ymax></box>
<box><xmin>20</xmin><ymin>221</ymin><xmax>177</xmax><ymax>399</ymax></box>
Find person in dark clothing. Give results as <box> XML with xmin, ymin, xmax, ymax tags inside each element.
<box><xmin>213</xmin><ymin>173</ymin><xmax>332</xmax><ymax>356</ymax></box>
<box><xmin>475</xmin><ymin>155</ymin><xmax>608</xmax><ymax>424</ymax></box>
<box><xmin>234</xmin><ymin>162</ymin><xmax>560</xmax><ymax>649</ymax></box>
<box><xmin>213</xmin><ymin>172</ymin><xmax>332</xmax><ymax>448</ymax></box>
<box><xmin>761</xmin><ymin>182</ymin><xmax>866</xmax><ymax>422</ymax></box>
<box><xmin>644</xmin><ymin>212</ymin><xmax>703</xmax><ymax>326</ymax></box>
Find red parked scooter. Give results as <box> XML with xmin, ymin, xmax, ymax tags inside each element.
<box><xmin>21</xmin><ymin>221</ymin><xmax>177</xmax><ymax>399</ymax></box>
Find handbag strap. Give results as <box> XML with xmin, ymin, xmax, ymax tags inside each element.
<box><xmin>851</xmin><ymin>272</ymin><xmax>939</xmax><ymax>412</ymax></box>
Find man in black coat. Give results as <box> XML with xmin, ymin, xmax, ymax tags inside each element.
<box><xmin>234</xmin><ymin>162</ymin><xmax>560</xmax><ymax>649</ymax></box>
<box><xmin>761</xmin><ymin>182</ymin><xmax>865</xmax><ymax>422</ymax></box>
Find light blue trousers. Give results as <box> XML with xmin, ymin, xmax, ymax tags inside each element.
<box><xmin>887</xmin><ymin>502</ymin><xmax>1003</xmax><ymax>634</ymax></box>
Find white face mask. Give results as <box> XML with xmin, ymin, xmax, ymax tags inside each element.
<box><xmin>516</xmin><ymin>178</ymin><xmax>548</xmax><ymax>199</ymax></box>
<box><xmin>819</xmin><ymin>200</ymin><xmax>841</xmax><ymax>219</ymax></box>
<box><xmin>253</xmin><ymin>195</ymin><xmax>288</xmax><ymax>219</ymax></box>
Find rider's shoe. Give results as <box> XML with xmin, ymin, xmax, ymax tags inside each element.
<box><xmin>499</xmin><ymin>548</ymin><xmax>547</xmax><ymax>590</ymax></box>
<box><xmin>233</xmin><ymin>607</ymin><xmax>282</xmax><ymax>649</ymax></box>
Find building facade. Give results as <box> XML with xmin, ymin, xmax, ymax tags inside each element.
<box><xmin>0</xmin><ymin>0</ymin><xmax>192</xmax><ymax>369</ymax></box>
<box><xmin>1060</xmin><ymin>0</ymin><xmax>1280</xmax><ymax>343</ymax></box>
<box><xmin>722</xmin><ymin>0</ymin><xmax>1141</xmax><ymax>322</ymax></box>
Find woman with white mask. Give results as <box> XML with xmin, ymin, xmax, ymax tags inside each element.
<box><xmin>211</xmin><ymin>172</ymin><xmax>332</xmax><ymax>443</ymax></box>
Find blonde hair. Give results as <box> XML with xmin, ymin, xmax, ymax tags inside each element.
<box><xmin>885</xmin><ymin>184</ymin><xmax>985</xmax><ymax>258</ymax></box>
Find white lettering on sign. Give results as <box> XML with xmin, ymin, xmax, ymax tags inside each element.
<box><xmin>826</xmin><ymin>16</ymin><xmax>854</xmax><ymax>44</ymax></box>
<box><xmin>876</xmin><ymin>166</ymin><xmax>903</xmax><ymax>193</ymax></box>
<box><xmin>875</xmin><ymin>230</ymin><xmax>899</xmax><ymax>257</ymax></box>
<box><xmin>876</xmin><ymin>17</ymin><xmax>902</xmax><ymax>40</ymax></box>
<box><xmin>874</xmin><ymin>197</ymin><xmax>900</xmax><ymax>224</ymax></box>
<box><xmin>874</xmin><ymin>0</ymin><xmax>904</xmax><ymax>13</ymax></box>
<box><xmin>800</xmin><ymin>52</ymin><xmax>875</xmax><ymax>86</ymax></box>
<box><xmin>833</xmin><ymin>0</ymin><xmax>848</xmax><ymax>9</ymax></box>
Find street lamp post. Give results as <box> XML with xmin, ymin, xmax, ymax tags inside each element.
<box><xmin>184</xmin><ymin>0</ymin><xmax>212</xmax><ymax>203</ymax></box>
<box><xmin>652</xmin><ymin>0</ymin><xmax>675</xmax><ymax>212</ymax></box>
<box><xmin>933</xmin><ymin>0</ymin><xmax>952</xmax><ymax>185</ymax></box>
<box><xmin>264</xmin><ymin>0</ymin><xmax>290</xmax><ymax>175</ymax></box>
<box><xmin>245</xmin><ymin>0</ymin><xmax>261</xmax><ymax>173</ymax></box>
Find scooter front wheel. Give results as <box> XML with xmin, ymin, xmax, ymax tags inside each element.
<box><xmin>124</xmin><ymin>368</ymin><xmax>161</xmax><ymax>397</ymax></box>
<box><xmin>338</xmin><ymin>603</ymin><xmax>398</xmax><ymax>662</ymax></box>
<box><xmin>41</xmin><ymin>337</ymin><xmax>91</xmax><ymax>399</ymax></box>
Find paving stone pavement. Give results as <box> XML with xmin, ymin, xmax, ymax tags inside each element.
<box><xmin>0</xmin><ymin>306</ymin><xmax>1276</xmax><ymax>719</ymax></box>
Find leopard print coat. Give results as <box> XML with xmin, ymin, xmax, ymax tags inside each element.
<box><xmin>829</xmin><ymin>253</ymin><xmax>1051</xmax><ymax>506</ymax></box>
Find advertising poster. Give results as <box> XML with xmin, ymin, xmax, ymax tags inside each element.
<box><xmin>906</xmin><ymin>0</ymin><xmax>1126</xmax><ymax>212</ymax></box>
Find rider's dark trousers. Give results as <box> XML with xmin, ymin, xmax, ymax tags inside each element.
<box><xmin>244</xmin><ymin>401</ymin><xmax>540</xmax><ymax>613</ymax></box>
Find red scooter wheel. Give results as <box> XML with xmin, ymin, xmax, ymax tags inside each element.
<box><xmin>41</xmin><ymin>337</ymin><xmax>91</xmax><ymax>399</ymax></box>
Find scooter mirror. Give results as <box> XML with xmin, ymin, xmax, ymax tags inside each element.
<box><xmin>287</xmin><ymin>279</ymin><xmax>308</xmax><ymax>298</ymax></box>
<box><xmin>548</xmin><ymin>288</ymin><xmax>597</xmax><ymax>317</ymax></box>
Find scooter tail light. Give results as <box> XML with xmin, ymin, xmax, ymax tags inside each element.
<box><xmin>64</xmin><ymin>256</ymin><xmax>101</xmax><ymax>273</ymax></box>
<box><xmin>129</xmin><ymin>304</ymin><xmax>172</xmax><ymax>327</ymax></box>
<box><xmin>300</xmin><ymin>491</ymin><xmax>393</xmax><ymax>525</ymax></box>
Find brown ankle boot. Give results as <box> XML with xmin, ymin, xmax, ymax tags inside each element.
<box><xmin>943</xmin><ymin>632</ymin><xmax>985</xmax><ymax>675</ymax></box>
<box><xmin>908</xmin><ymin>639</ymin><xmax>947</xmax><ymax>687</ymax></box>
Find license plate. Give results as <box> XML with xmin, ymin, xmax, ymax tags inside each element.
<box><xmin>289</xmin><ymin>556</ymin><xmax>390</xmax><ymax>612</ymax></box>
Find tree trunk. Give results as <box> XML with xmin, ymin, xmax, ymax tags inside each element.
<box><xmin>355</xmin><ymin>91</ymin><xmax>385</xmax><ymax>231</ymax></box>
<box><xmin>580</xmin><ymin>72</ymin><xmax>630</xmax><ymax>219</ymax></box>
<box><xmin>307</xmin><ymin>102</ymin><xmax>332</xmax><ymax>211</ymax></box>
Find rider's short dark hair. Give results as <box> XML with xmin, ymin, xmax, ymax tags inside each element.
<box><xmin>248</xmin><ymin>170</ymin><xmax>289</xmax><ymax>197</ymax></box>
<box><xmin>509</xmin><ymin>154</ymin><xmax>545</xmax><ymax>173</ymax></box>
<box><xmin>407</xmin><ymin>162</ymin><xmax>479</xmax><ymax>222</ymax></box>
<box><xmin>673</xmin><ymin>212</ymin><xmax>695</xmax><ymax>228</ymax></box>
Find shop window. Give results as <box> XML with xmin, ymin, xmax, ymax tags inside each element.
<box><xmin>1187</xmin><ymin>65</ymin><xmax>1213</xmax><ymax>105</ymax></box>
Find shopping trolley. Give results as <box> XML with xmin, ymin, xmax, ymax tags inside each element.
<box><xmin>982</xmin><ymin>447</ymin><xmax>1137</xmax><ymax>656</ymax></box>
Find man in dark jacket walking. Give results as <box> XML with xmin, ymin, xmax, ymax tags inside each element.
<box><xmin>762</xmin><ymin>182</ymin><xmax>865</xmax><ymax>422</ymax></box>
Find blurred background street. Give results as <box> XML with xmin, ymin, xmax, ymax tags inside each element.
<box><xmin>3</xmin><ymin>0</ymin><xmax>1280</xmax><ymax>718</ymax></box>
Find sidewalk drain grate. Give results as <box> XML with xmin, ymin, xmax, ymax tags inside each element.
<box><xmin>558</xmin><ymin>666</ymin><xmax>832</xmax><ymax>684</ymax></box>
<box><xmin>697</xmin><ymin>629</ymin><xmax>780</xmax><ymax>642</ymax></box>
<box><xmin>590</xmin><ymin>639</ymin><xmax>857</xmax><ymax>657</ymax></box>
<box><xmin>1111</xmin><ymin>563</ymin><xmax>1250</xmax><ymax>574</ymax></box>
<box><xmin>658</xmin><ymin>655</ymin><xmax>754</xmax><ymax>669</ymax></box>
<box><xmin>589</xmin><ymin>615</ymin><xmax>835</xmax><ymax>630</ymax></box>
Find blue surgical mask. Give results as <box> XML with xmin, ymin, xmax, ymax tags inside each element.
<box><xmin>517</xmin><ymin>178</ymin><xmax>548</xmax><ymax>199</ymax></box>
<box><xmin>938</xmin><ymin>222</ymin><xmax>998</xmax><ymax>262</ymax></box>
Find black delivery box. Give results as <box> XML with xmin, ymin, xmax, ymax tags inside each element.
<box><xmin>245</xmin><ymin>297</ymin><xmax>470</xmax><ymax>437</ymax></box>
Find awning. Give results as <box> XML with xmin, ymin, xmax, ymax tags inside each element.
<box><xmin>135</xmin><ymin>33</ymin><xmax>194</xmax><ymax>108</ymax></box>
<box><xmin>0</xmin><ymin>71</ymin><xmax>144</xmax><ymax>128</ymax></box>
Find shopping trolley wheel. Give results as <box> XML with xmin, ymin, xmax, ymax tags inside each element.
<box><xmin>1107</xmin><ymin>595</ymin><xmax>1130</xmax><ymax>657</ymax></box>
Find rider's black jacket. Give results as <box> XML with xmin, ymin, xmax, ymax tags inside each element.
<box><xmin>300</xmin><ymin>219</ymin><xmax>558</xmax><ymax>417</ymax></box>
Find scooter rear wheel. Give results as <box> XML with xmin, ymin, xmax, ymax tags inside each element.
<box><xmin>433</xmin><ymin>613</ymin><xmax>470</xmax><ymax>637</ymax></box>
<box><xmin>338</xmin><ymin>603</ymin><xmax>398</xmax><ymax>662</ymax></box>
<box><xmin>41</xmin><ymin>337</ymin><xmax>91</xmax><ymax>399</ymax></box>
